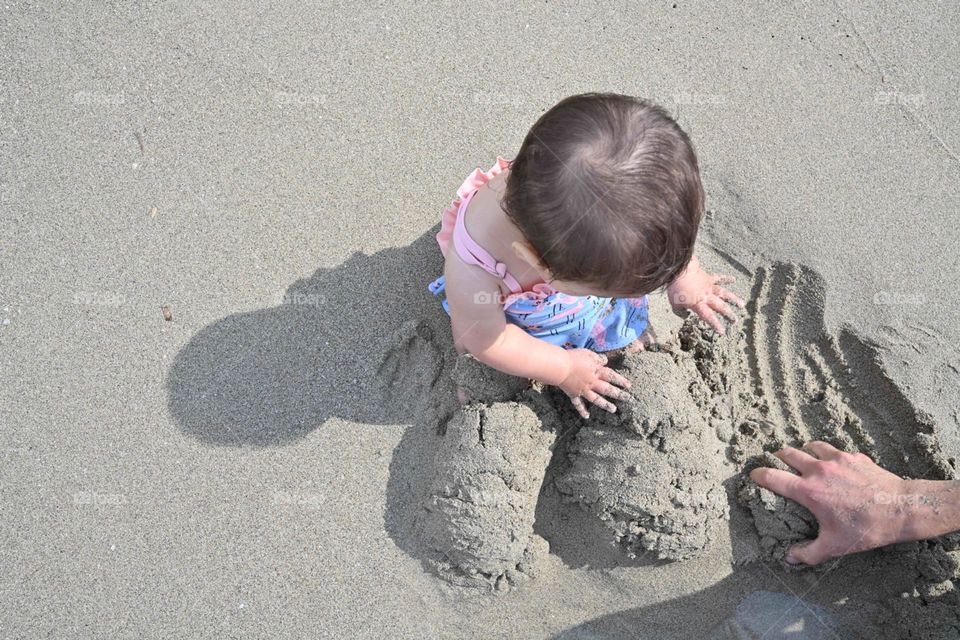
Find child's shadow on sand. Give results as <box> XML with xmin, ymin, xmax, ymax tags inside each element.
<box><xmin>165</xmin><ymin>227</ymin><xmax>478</xmax><ymax>579</ymax></box>
<box><xmin>163</xmin><ymin>225</ymin><xmax>636</xmax><ymax>574</ymax></box>
<box><xmin>166</xmin><ymin>229</ymin><xmax>453</xmax><ymax>446</ymax></box>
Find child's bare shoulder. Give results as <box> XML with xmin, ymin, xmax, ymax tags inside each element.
<box><xmin>443</xmin><ymin>249</ymin><xmax>501</xmax><ymax>311</ymax></box>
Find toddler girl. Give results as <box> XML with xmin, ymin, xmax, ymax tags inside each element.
<box><xmin>429</xmin><ymin>93</ymin><xmax>743</xmax><ymax>418</ymax></box>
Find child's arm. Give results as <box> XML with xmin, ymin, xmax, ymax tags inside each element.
<box><xmin>444</xmin><ymin>258</ymin><xmax>632</xmax><ymax>417</ymax></box>
<box><xmin>444</xmin><ymin>257</ymin><xmax>567</xmax><ymax>381</ymax></box>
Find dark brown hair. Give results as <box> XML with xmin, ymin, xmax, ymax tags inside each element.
<box><xmin>502</xmin><ymin>93</ymin><xmax>704</xmax><ymax>295</ymax></box>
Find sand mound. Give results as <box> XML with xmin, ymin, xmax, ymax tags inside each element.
<box><xmin>554</xmin><ymin>350</ymin><xmax>729</xmax><ymax>561</ymax></box>
<box><xmin>388</xmin><ymin>260</ymin><xmax>959</xmax><ymax>635</ymax></box>
<box><xmin>414</xmin><ymin>399</ymin><xmax>556</xmax><ymax>591</ymax></box>
<box><xmin>452</xmin><ymin>353</ymin><xmax>531</xmax><ymax>404</ymax></box>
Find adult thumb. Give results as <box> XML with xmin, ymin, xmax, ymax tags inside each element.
<box><xmin>786</xmin><ymin>537</ymin><xmax>830</xmax><ymax>566</ymax></box>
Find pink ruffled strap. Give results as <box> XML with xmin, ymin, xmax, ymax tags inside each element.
<box><xmin>452</xmin><ymin>190</ymin><xmax>524</xmax><ymax>295</ymax></box>
<box><xmin>435</xmin><ymin>156</ymin><xmax>512</xmax><ymax>257</ymax></box>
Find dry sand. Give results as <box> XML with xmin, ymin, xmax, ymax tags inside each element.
<box><xmin>2</xmin><ymin>1</ymin><xmax>959</xmax><ymax>638</ymax></box>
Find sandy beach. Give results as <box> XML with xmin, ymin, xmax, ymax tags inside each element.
<box><xmin>2</xmin><ymin>1</ymin><xmax>959</xmax><ymax>638</ymax></box>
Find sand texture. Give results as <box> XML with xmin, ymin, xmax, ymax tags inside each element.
<box><xmin>554</xmin><ymin>350</ymin><xmax>729</xmax><ymax>562</ymax></box>
<box><xmin>415</xmin><ymin>400</ymin><xmax>555</xmax><ymax>591</ymax></box>
<box><xmin>5</xmin><ymin>3</ymin><xmax>960</xmax><ymax>637</ymax></box>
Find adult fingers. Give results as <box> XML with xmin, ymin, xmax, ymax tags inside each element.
<box><xmin>802</xmin><ymin>440</ymin><xmax>844</xmax><ymax>461</ymax></box>
<box><xmin>583</xmin><ymin>389</ymin><xmax>617</xmax><ymax>414</ymax></box>
<box><xmin>598</xmin><ymin>367</ymin><xmax>632</xmax><ymax>390</ymax></box>
<box><xmin>693</xmin><ymin>302</ymin><xmax>725</xmax><ymax>335</ymax></box>
<box><xmin>786</xmin><ymin>536</ymin><xmax>832</xmax><ymax>566</ymax></box>
<box><xmin>569</xmin><ymin>395</ymin><xmax>589</xmax><ymax>419</ymax></box>
<box><xmin>749</xmin><ymin>467</ymin><xmax>805</xmax><ymax>503</ymax></box>
<box><xmin>714</xmin><ymin>286</ymin><xmax>746</xmax><ymax>308</ymax></box>
<box><xmin>775</xmin><ymin>446</ymin><xmax>822</xmax><ymax>475</ymax></box>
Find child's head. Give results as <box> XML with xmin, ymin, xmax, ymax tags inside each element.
<box><xmin>503</xmin><ymin>93</ymin><xmax>704</xmax><ymax>297</ymax></box>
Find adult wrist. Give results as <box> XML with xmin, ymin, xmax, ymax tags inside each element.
<box><xmin>895</xmin><ymin>479</ymin><xmax>944</xmax><ymax>543</ymax></box>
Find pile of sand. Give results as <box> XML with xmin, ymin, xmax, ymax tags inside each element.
<box><xmin>415</xmin><ymin>400</ymin><xmax>555</xmax><ymax>591</ymax></box>
<box><xmin>553</xmin><ymin>349</ymin><xmax>729</xmax><ymax>562</ymax></box>
<box><xmin>383</xmin><ymin>261</ymin><xmax>959</xmax><ymax>637</ymax></box>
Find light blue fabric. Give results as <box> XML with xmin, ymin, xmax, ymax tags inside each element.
<box><xmin>428</xmin><ymin>275</ymin><xmax>649</xmax><ymax>352</ymax></box>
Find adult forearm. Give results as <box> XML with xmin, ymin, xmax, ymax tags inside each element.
<box><xmin>900</xmin><ymin>479</ymin><xmax>960</xmax><ymax>542</ymax></box>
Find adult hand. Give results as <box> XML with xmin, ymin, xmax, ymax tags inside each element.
<box><xmin>749</xmin><ymin>441</ymin><xmax>943</xmax><ymax>565</ymax></box>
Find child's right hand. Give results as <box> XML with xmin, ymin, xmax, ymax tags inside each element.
<box><xmin>559</xmin><ymin>350</ymin><xmax>633</xmax><ymax>419</ymax></box>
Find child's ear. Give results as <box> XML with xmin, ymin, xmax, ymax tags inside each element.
<box><xmin>511</xmin><ymin>241</ymin><xmax>552</xmax><ymax>279</ymax></box>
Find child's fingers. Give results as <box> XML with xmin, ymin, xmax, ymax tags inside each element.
<box><xmin>569</xmin><ymin>395</ymin><xmax>590</xmax><ymax>419</ymax></box>
<box><xmin>693</xmin><ymin>303</ymin><xmax>725</xmax><ymax>335</ymax></box>
<box><xmin>598</xmin><ymin>367</ymin><xmax>632</xmax><ymax>390</ymax></box>
<box><xmin>592</xmin><ymin>380</ymin><xmax>632</xmax><ymax>402</ymax></box>
<box><xmin>713</xmin><ymin>274</ymin><xmax>736</xmax><ymax>285</ymax></box>
<box><xmin>583</xmin><ymin>389</ymin><xmax>617</xmax><ymax>414</ymax></box>
<box><xmin>707</xmin><ymin>297</ymin><xmax>738</xmax><ymax>323</ymax></box>
<box><xmin>715</xmin><ymin>286</ymin><xmax>746</xmax><ymax>308</ymax></box>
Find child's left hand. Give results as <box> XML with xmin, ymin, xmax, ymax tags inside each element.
<box><xmin>666</xmin><ymin>256</ymin><xmax>746</xmax><ymax>334</ymax></box>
